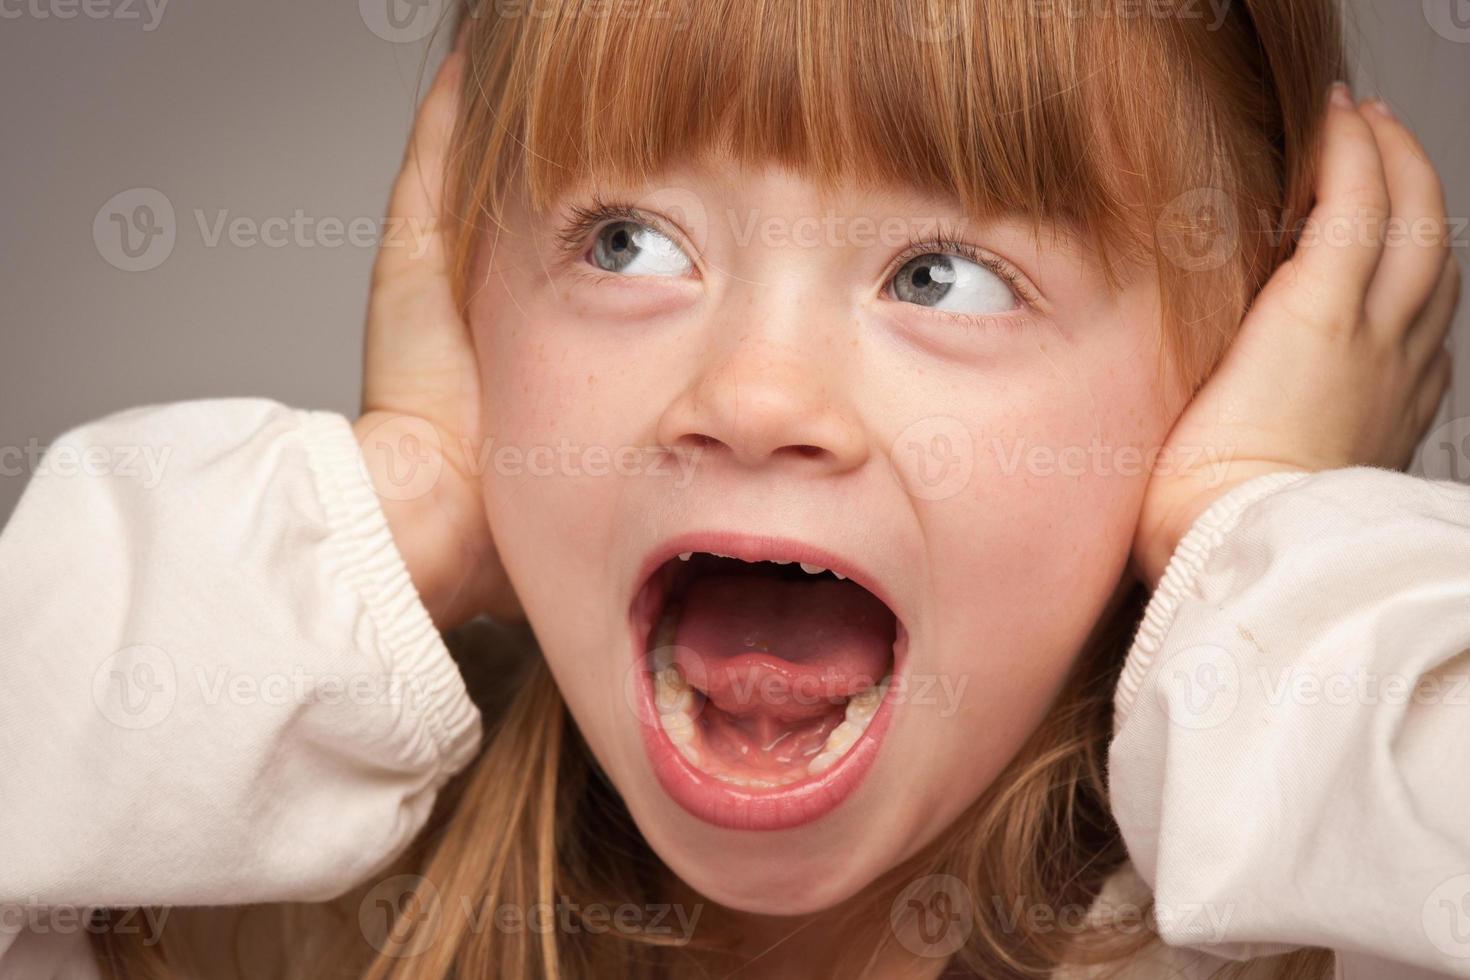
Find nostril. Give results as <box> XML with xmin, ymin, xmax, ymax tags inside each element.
<box><xmin>790</xmin><ymin>445</ymin><xmax>825</xmax><ymax>459</ymax></box>
<box><xmin>671</xmin><ymin>434</ymin><xmax>722</xmax><ymax>452</ymax></box>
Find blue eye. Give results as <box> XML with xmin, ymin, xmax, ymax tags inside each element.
<box><xmin>891</xmin><ymin>253</ymin><xmax>1018</xmax><ymax>314</ymax></box>
<box><xmin>589</xmin><ymin>221</ymin><xmax>692</xmax><ymax>277</ymax></box>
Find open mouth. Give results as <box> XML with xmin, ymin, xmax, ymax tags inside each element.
<box><xmin>629</xmin><ymin>536</ymin><xmax>906</xmax><ymax>831</ymax></box>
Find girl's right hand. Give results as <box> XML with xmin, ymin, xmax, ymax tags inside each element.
<box><xmin>354</xmin><ymin>41</ymin><xmax>522</xmax><ymax>630</ymax></box>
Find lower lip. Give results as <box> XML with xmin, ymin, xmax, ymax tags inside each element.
<box><xmin>627</xmin><ymin>610</ymin><xmax>906</xmax><ymax>832</ymax></box>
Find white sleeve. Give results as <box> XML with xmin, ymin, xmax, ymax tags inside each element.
<box><xmin>1108</xmin><ymin>466</ymin><xmax>1470</xmax><ymax>977</ymax></box>
<box><xmin>0</xmin><ymin>399</ymin><xmax>481</xmax><ymax>914</ymax></box>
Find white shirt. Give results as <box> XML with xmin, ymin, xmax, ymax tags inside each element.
<box><xmin>0</xmin><ymin>400</ymin><xmax>1466</xmax><ymax>978</ymax></box>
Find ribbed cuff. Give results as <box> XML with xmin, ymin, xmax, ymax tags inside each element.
<box><xmin>1113</xmin><ymin>470</ymin><xmax>1313</xmax><ymax>732</ymax></box>
<box><xmin>298</xmin><ymin>410</ymin><xmax>481</xmax><ymax>779</ymax></box>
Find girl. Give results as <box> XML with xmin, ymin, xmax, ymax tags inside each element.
<box><xmin>1</xmin><ymin>0</ymin><xmax>1463</xmax><ymax>977</ymax></box>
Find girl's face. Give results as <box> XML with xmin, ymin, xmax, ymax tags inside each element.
<box><xmin>469</xmin><ymin>158</ymin><xmax>1181</xmax><ymax>915</ymax></box>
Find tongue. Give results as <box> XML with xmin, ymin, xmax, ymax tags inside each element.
<box><xmin>671</xmin><ymin>573</ymin><xmax>895</xmax><ymax>723</ymax></box>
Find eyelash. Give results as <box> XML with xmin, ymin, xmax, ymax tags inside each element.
<box><xmin>554</xmin><ymin>200</ymin><xmax>1041</xmax><ymax>316</ymax></box>
<box><xmin>554</xmin><ymin>199</ymin><xmax>655</xmax><ymax>258</ymax></box>
<box><xmin>886</xmin><ymin>230</ymin><xmax>1040</xmax><ymax>312</ymax></box>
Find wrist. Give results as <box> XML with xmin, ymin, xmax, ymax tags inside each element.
<box><xmin>1134</xmin><ymin>464</ymin><xmax>1315</xmax><ymax>590</ymax></box>
<box><xmin>1133</xmin><ymin>506</ymin><xmax>1191</xmax><ymax>592</ymax></box>
<box><xmin>352</xmin><ymin>412</ymin><xmax>505</xmax><ymax>630</ymax></box>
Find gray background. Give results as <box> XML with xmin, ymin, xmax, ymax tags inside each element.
<box><xmin>1</xmin><ymin>0</ymin><xmax>1467</xmax><ymax>521</ymax></box>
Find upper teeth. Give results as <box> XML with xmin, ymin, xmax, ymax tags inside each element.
<box><xmin>678</xmin><ymin>552</ymin><xmax>847</xmax><ymax>580</ymax></box>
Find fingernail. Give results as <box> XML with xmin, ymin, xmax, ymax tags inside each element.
<box><xmin>1330</xmin><ymin>81</ymin><xmax>1353</xmax><ymax>109</ymax></box>
<box><xmin>1369</xmin><ymin>97</ymin><xmax>1395</xmax><ymax>120</ymax></box>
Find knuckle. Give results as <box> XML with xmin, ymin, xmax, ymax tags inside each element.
<box><xmin>1422</xmin><ymin>167</ymin><xmax>1449</xmax><ymax>219</ymax></box>
<box><xmin>1446</xmin><ymin>256</ymin><xmax>1464</xmax><ymax>306</ymax></box>
<box><xmin>1336</xmin><ymin>181</ymin><xmax>1391</xmax><ymax>221</ymax></box>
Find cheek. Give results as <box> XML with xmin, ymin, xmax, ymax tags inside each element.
<box><xmin>467</xmin><ymin>293</ymin><xmax>654</xmax><ymax>772</ymax></box>
<box><xmin>907</xmin><ymin>339</ymin><xmax>1170</xmax><ymax>748</ymax></box>
<box><xmin>467</xmin><ymin>288</ymin><xmax>623</xmax><ymax>605</ymax></box>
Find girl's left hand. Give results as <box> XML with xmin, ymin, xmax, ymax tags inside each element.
<box><xmin>1134</xmin><ymin>85</ymin><xmax>1461</xmax><ymax>589</ymax></box>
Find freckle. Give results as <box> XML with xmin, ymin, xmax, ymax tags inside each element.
<box><xmin>587</xmin><ymin>374</ymin><xmax>598</xmax><ymax>386</ymax></box>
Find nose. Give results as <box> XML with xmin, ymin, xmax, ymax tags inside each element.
<box><xmin>656</xmin><ymin>332</ymin><xmax>868</xmax><ymax>473</ymax></box>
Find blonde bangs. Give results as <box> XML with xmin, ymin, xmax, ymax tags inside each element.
<box><xmin>451</xmin><ymin>0</ymin><xmax>1337</xmax><ymax>388</ymax></box>
<box><xmin>453</xmin><ymin>3</ymin><xmax>1210</xmax><ymax>279</ymax></box>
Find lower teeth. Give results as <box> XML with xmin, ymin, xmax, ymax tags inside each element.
<box><xmin>651</xmin><ymin>657</ymin><xmax>890</xmax><ymax>783</ymax></box>
<box><xmin>648</xmin><ymin>580</ymin><xmax>893</xmax><ymax>786</ymax></box>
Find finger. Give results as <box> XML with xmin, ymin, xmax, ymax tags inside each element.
<box><xmin>1359</xmin><ymin>97</ymin><xmax>1451</xmax><ymax>333</ymax></box>
<box><xmin>363</xmin><ymin>47</ymin><xmax>474</xmax><ymax>420</ymax></box>
<box><xmin>1281</xmin><ymin>84</ymin><xmax>1391</xmax><ymax>323</ymax></box>
<box><xmin>1412</xmin><ymin>346</ymin><xmax>1453</xmax><ymax>436</ymax></box>
<box><xmin>378</xmin><ymin>48</ymin><xmax>465</xmax><ymax>283</ymax></box>
<box><xmin>452</xmin><ymin>8</ymin><xmax>470</xmax><ymax>57</ymax></box>
<box><xmin>1406</xmin><ymin>253</ymin><xmax>1463</xmax><ymax>366</ymax></box>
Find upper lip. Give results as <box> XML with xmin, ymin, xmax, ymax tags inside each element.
<box><xmin>631</xmin><ymin>530</ymin><xmax>905</xmax><ymax>627</ymax></box>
